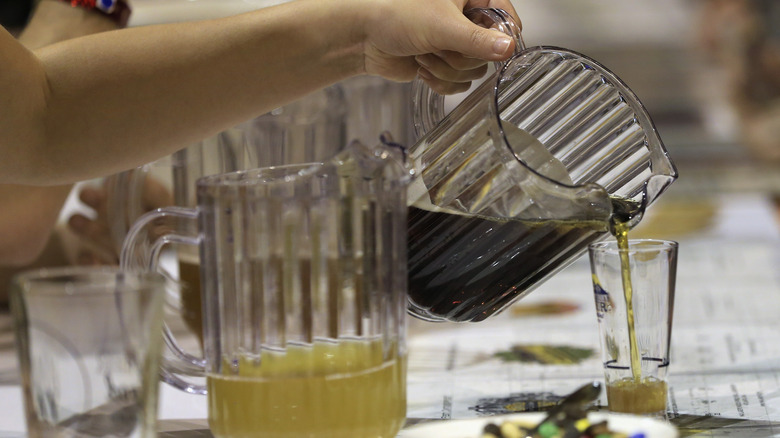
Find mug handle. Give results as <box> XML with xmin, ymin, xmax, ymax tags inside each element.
<box><xmin>412</xmin><ymin>7</ymin><xmax>526</xmax><ymax>140</ymax></box>
<box><xmin>119</xmin><ymin>206</ymin><xmax>208</xmax><ymax>395</ymax></box>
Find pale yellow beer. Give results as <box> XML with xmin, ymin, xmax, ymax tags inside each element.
<box><xmin>207</xmin><ymin>339</ymin><xmax>406</xmax><ymax>438</ymax></box>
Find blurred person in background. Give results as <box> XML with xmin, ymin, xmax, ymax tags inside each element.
<box><xmin>696</xmin><ymin>0</ymin><xmax>780</xmax><ymax>162</ymax></box>
<box><xmin>0</xmin><ymin>0</ymin><xmax>521</xmax><ymax>303</ymax></box>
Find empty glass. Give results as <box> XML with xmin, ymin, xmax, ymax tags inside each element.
<box><xmin>11</xmin><ymin>267</ymin><xmax>166</xmax><ymax>438</ymax></box>
<box><xmin>405</xmin><ymin>8</ymin><xmax>678</xmax><ymax>322</ymax></box>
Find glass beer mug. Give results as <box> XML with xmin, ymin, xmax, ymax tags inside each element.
<box><xmin>341</xmin><ymin>76</ymin><xmax>416</xmax><ymax>149</ymax></box>
<box><xmin>120</xmin><ymin>140</ymin><xmax>409</xmax><ymax>438</ymax></box>
<box><xmin>108</xmin><ymin>85</ymin><xmax>347</xmax><ymax>251</ymax></box>
<box><xmin>405</xmin><ymin>8</ymin><xmax>678</xmax><ymax>322</ymax></box>
<box><xmin>105</xmin><ymin>132</ymin><xmax>247</xmax><ymax>347</ymax></box>
<box><xmin>107</xmin><ymin>86</ymin><xmax>348</xmax><ymax>345</ymax></box>
<box><xmin>241</xmin><ymin>85</ymin><xmax>347</xmax><ymax>168</ymax></box>
<box><xmin>105</xmin><ymin>131</ymin><xmax>246</xmax><ymax>254</ymax></box>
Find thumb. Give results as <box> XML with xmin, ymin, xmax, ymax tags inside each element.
<box><xmin>439</xmin><ymin>22</ymin><xmax>515</xmax><ymax>61</ymax></box>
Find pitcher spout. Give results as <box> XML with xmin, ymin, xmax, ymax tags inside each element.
<box><xmin>620</xmin><ymin>130</ymin><xmax>678</xmax><ymax>229</ymax></box>
<box><xmin>645</xmin><ymin>158</ymin><xmax>678</xmax><ymax>207</ymax></box>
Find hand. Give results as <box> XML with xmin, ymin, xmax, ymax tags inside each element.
<box><xmin>65</xmin><ymin>183</ymin><xmax>119</xmax><ymax>265</ymax></box>
<box><xmin>66</xmin><ymin>174</ymin><xmax>173</xmax><ymax>265</ymax></box>
<box><xmin>362</xmin><ymin>0</ymin><xmax>522</xmax><ymax>94</ymax></box>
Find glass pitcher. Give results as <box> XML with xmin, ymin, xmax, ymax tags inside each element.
<box><xmin>405</xmin><ymin>8</ymin><xmax>678</xmax><ymax>322</ymax></box>
<box><xmin>119</xmin><ymin>139</ymin><xmax>409</xmax><ymax>438</ymax></box>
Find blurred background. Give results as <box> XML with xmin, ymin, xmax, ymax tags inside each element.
<box><xmin>2</xmin><ymin>0</ymin><xmax>778</xmax><ymax>240</ymax></box>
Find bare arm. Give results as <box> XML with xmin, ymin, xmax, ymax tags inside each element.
<box><xmin>1</xmin><ymin>0</ymin><xmax>519</xmax><ymax>185</ymax></box>
<box><xmin>0</xmin><ymin>0</ymin><xmax>121</xmax><ymax>265</ymax></box>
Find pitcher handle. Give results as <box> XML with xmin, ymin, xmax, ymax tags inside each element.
<box><xmin>412</xmin><ymin>7</ymin><xmax>526</xmax><ymax>140</ymax></box>
<box><xmin>120</xmin><ymin>206</ymin><xmax>208</xmax><ymax>395</ymax></box>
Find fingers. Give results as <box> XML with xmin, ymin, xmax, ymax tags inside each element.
<box><xmin>78</xmin><ymin>186</ymin><xmax>106</xmax><ymax>214</ymax></box>
<box><xmin>417</xmin><ymin>67</ymin><xmax>473</xmax><ymax>95</ymax></box>
<box><xmin>142</xmin><ymin>176</ymin><xmax>174</xmax><ymax>211</ymax></box>
<box><xmin>67</xmin><ymin>213</ymin><xmax>118</xmax><ymax>264</ymax></box>
<box><xmin>415</xmin><ymin>52</ymin><xmax>488</xmax><ymax>94</ymax></box>
<box><xmin>416</xmin><ymin>52</ymin><xmax>487</xmax><ymax>79</ymax></box>
<box><xmin>412</xmin><ymin>2</ymin><xmax>523</xmax><ymax>94</ymax></box>
<box><xmin>361</xmin><ymin>0</ymin><xmax>524</xmax><ymax>90</ymax></box>
<box><xmin>76</xmin><ymin>249</ymin><xmax>115</xmax><ymax>266</ymax></box>
<box><xmin>430</xmin><ymin>15</ymin><xmax>515</xmax><ymax>62</ymax></box>
<box><xmin>364</xmin><ymin>49</ymin><xmax>421</xmax><ymax>83</ymax></box>
<box><xmin>424</xmin><ymin>0</ymin><xmax>521</xmax><ymax>62</ymax></box>
<box><xmin>415</xmin><ymin>51</ymin><xmax>489</xmax><ymax>95</ymax></box>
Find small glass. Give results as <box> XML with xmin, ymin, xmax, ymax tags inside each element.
<box><xmin>10</xmin><ymin>267</ymin><xmax>166</xmax><ymax>438</ymax></box>
<box><xmin>588</xmin><ymin>239</ymin><xmax>678</xmax><ymax>419</ymax></box>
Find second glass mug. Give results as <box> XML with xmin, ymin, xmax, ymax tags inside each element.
<box><xmin>120</xmin><ymin>140</ymin><xmax>409</xmax><ymax>438</ymax></box>
<box><xmin>404</xmin><ymin>8</ymin><xmax>678</xmax><ymax>322</ymax></box>
<box><xmin>106</xmin><ymin>85</ymin><xmax>348</xmax><ymax>347</ymax></box>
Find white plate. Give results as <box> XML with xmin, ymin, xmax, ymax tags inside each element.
<box><xmin>399</xmin><ymin>412</ymin><xmax>678</xmax><ymax>438</ymax></box>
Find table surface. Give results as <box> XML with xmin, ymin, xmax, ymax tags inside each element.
<box><xmin>1</xmin><ymin>191</ymin><xmax>779</xmax><ymax>437</ymax></box>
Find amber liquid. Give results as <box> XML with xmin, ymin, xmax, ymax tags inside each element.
<box><xmin>407</xmin><ymin>209</ymin><xmax>609</xmax><ymax>321</ymax></box>
<box><xmin>207</xmin><ymin>339</ymin><xmax>406</xmax><ymax>438</ymax></box>
<box><xmin>607</xmin><ymin>377</ymin><xmax>668</xmax><ymax>416</ymax></box>
<box><xmin>406</xmin><ymin>198</ymin><xmax>641</xmax><ymax>322</ymax></box>
<box><xmin>608</xmin><ymin>206</ymin><xmax>668</xmax><ymax>416</ymax></box>
<box><xmin>178</xmin><ymin>259</ymin><xmax>203</xmax><ymax>345</ymax></box>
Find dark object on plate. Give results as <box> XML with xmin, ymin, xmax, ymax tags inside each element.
<box><xmin>481</xmin><ymin>382</ymin><xmax>618</xmax><ymax>438</ymax></box>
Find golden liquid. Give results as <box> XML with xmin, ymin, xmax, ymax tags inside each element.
<box><xmin>613</xmin><ymin>221</ymin><xmax>642</xmax><ymax>383</ymax></box>
<box><xmin>607</xmin><ymin>377</ymin><xmax>668</xmax><ymax>415</ymax></box>
<box><xmin>178</xmin><ymin>259</ymin><xmax>203</xmax><ymax>345</ymax></box>
<box><xmin>608</xmin><ymin>204</ymin><xmax>668</xmax><ymax>416</ymax></box>
<box><xmin>207</xmin><ymin>339</ymin><xmax>407</xmax><ymax>438</ymax></box>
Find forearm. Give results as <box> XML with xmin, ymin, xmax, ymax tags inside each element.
<box><xmin>7</xmin><ymin>0</ymin><xmax>366</xmax><ymax>185</ymax></box>
<box><xmin>0</xmin><ymin>0</ymin><xmax>116</xmax><ymax>264</ymax></box>
<box><xmin>2</xmin><ymin>0</ymin><xmax>520</xmax><ymax>185</ymax></box>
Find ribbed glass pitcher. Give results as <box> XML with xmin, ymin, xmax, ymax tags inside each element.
<box><xmin>405</xmin><ymin>8</ymin><xmax>678</xmax><ymax>322</ymax></box>
<box><xmin>120</xmin><ymin>139</ymin><xmax>409</xmax><ymax>438</ymax></box>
